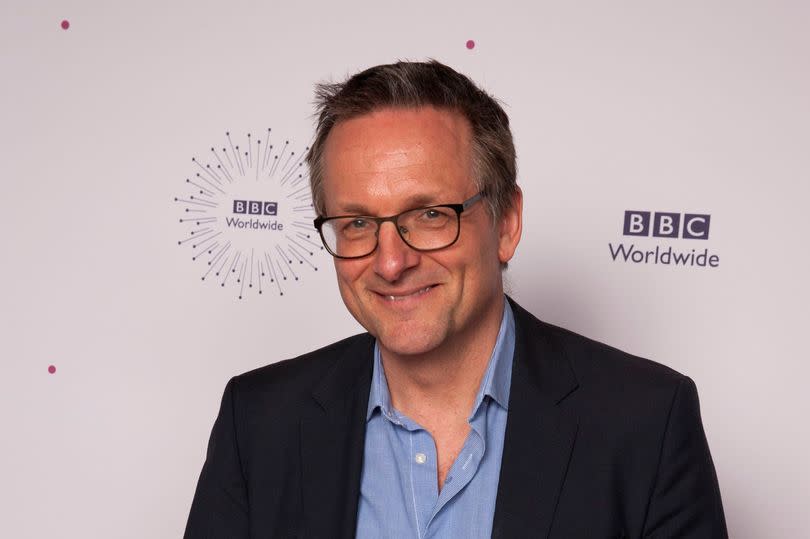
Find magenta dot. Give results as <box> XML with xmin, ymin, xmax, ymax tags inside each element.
<box><xmin>466</xmin><ymin>39</ymin><xmax>475</xmax><ymax>50</ymax></box>
<box><xmin>61</xmin><ymin>20</ymin><xmax>70</xmax><ymax>30</ymax></box>
<box><xmin>48</xmin><ymin>365</ymin><xmax>56</xmax><ymax>374</ymax></box>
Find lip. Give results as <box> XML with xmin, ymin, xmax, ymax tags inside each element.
<box><xmin>371</xmin><ymin>284</ymin><xmax>438</xmax><ymax>303</ymax></box>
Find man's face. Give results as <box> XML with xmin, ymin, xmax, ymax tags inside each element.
<box><xmin>321</xmin><ymin>106</ymin><xmax>521</xmax><ymax>358</ymax></box>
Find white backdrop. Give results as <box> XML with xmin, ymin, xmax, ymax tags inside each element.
<box><xmin>1</xmin><ymin>1</ymin><xmax>808</xmax><ymax>537</ymax></box>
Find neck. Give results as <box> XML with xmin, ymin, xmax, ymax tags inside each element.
<box><xmin>379</xmin><ymin>295</ymin><xmax>506</xmax><ymax>422</ymax></box>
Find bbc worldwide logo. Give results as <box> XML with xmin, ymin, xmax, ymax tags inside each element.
<box><xmin>623</xmin><ymin>211</ymin><xmax>711</xmax><ymax>239</ymax></box>
<box><xmin>233</xmin><ymin>200</ymin><xmax>278</xmax><ymax>216</ymax></box>
<box><xmin>175</xmin><ymin>130</ymin><xmax>323</xmax><ymax>300</ymax></box>
<box><xmin>609</xmin><ymin>210</ymin><xmax>719</xmax><ymax>268</ymax></box>
<box><xmin>227</xmin><ymin>200</ymin><xmax>284</xmax><ymax>230</ymax></box>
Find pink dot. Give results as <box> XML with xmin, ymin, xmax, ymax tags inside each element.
<box><xmin>61</xmin><ymin>20</ymin><xmax>70</xmax><ymax>30</ymax></box>
<box><xmin>466</xmin><ymin>39</ymin><xmax>475</xmax><ymax>50</ymax></box>
<box><xmin>48</xmin><ymin>365</ymin><xmax>56</xmax><ymax>374</ymax></box>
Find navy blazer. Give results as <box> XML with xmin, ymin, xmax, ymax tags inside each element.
<box><xmin>185</xmin><ymin>298</ymin><xmax>727</xmax><ymax>538</ymax></box>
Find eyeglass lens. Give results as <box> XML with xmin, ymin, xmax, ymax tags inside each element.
<box><xmin>320</xmin><ymin>206</ymin><xmax>460</xmax><ymax>258</ymax></box>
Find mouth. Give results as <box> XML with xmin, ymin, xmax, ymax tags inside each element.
<box><xmin>375</xmin><ymin>285</ymin><xmax>436</xmax><ymax>302</ymax></box>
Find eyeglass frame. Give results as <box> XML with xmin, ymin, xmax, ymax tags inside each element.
<box><xmin>313</xmin><ymin>192</ymin><xmax>484</xmax><ymax>259</ymax></box>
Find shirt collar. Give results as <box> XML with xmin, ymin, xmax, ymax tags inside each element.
<box><xmin>366</xmin><ymin>298</ymin><xmax>516</xmax><ymax>421</ymax></box>
<box><xmin>367</xmin><ymin>343</ymin><xmax>394</xmax><ymax>421</ymax></box>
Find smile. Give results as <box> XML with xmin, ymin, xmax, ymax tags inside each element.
<box><xmin>379</xmin><ymin>285</ymin><xmax>435</xmax><ymax>301</ymax></box>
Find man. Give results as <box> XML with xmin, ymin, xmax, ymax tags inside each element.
<box><xmin>185</xmin><ymin>61</ymin><xmax>727</xmax><ymax>538</ymax></box>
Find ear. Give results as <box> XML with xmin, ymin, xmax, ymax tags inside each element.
<box><xmin>497</xmin><ymin>186</ymin><xmax>523</xmax><ymax>264</ymax></box>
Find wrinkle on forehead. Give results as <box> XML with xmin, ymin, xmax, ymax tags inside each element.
<box><xmin>325</xmin><ymin>107</ymin><xmax>470</xmax><ymax>171</ymax></box>
<box><xmin>362</xmin><ymin>145</ymin><xmax>427</xmax><ymax>172</ymax></box>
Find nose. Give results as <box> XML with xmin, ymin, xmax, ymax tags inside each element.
<box><xmin>373</xmin><ymin>221</ymin><xmax>420</xmax><ymax>282</ymax></box>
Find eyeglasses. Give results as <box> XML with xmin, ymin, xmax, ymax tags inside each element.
<box><xmin>313</xmin><ymin>192</ymin><xmax>484</xmax><ymax>259</ymax></box>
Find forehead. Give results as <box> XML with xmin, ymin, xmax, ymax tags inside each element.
<box><xmin>321</xmin><ymin>107</ymin><xmax>474</xmax><ymax>212</ymax></box>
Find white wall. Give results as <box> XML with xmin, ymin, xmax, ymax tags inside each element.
<box><xmin>1</xmin><ymin>1</ymin><xmax>807</xmax><ymax>537</ymax></box>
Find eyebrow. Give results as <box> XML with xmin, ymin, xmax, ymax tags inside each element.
<box><xmin>335</xmin><ymin>193</ymin><xmax>444</xmax><ymax>216</ymax></box>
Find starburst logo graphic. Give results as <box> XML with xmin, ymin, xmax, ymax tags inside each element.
<box><xmin>175</xmin><ymin>130</ymin><xmax>323</xmax><ymax>299</ymax></box>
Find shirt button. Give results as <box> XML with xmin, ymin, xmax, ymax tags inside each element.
<box><xmin>414</xmin><ymin>453</ymin><xmax>427</xmax><ymax>464</ymax></box>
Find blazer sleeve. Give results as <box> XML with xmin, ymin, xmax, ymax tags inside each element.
<box><xmin>184</xmin><ymin>377</ymin><xmax>250</xmax><ymax>539</ymax></box>
<box><xmin>642</xmin><ymin>376</ymin><xmax>728</xmax><ymax>538</ymax></box>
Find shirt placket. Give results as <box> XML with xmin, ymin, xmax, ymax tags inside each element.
<box><xmin>423</xmin><ymin>400</ymin><xmax>489</xmax><ymax>535</ymax></box>
<box><xmin>389</xmin><ymin>409</ymin><xmax>439</xmax><ymax>539</ymax></box>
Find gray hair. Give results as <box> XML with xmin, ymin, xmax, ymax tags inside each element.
<box><xmin>305</xmin><ymin>60</ymin><xmax>517</xmax><ymax>220</ymax></box>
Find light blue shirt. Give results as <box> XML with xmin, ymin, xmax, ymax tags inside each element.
<box><xmin>356</xmin><ymin>301</ymin><xmax>516</xmax><ymax>539</ymax></box>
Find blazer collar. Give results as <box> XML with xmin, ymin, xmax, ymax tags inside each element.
<box><xmin>300</xmin><ymin>334</ymin><xmax>374</xmax><ymax>539</ymax></box>
<box><xmin>491</xmin><ymin>297</ymin><xmax>581</xmax><ymax>538</ymax></box>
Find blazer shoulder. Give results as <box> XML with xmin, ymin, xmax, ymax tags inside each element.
<box><xmin>548</xmin><ymin>320</ymin><xmax>684</xmax><ymax>386</ymax></box>
<box><xmin>229</xmin><ymin>332</ymin><xmax>374</xmax><ymax>403</ymax></box>
<box><xmin>510</xmin><ymin>298</ymin><xmax>686</xmax><ymax>391</ymax></box>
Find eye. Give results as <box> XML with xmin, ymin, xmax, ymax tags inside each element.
<box><xmin>342</xmin><ymin>218</ymin><xmax>369</xmax><ymax>231</ymax></box>
<box><xmin>414</xmin><ymin>207</ymin><xmax>451</xmax><ymax>223</ymax></box>
<box><xmin>338</xmin><ymin>217</ymin><xmax>373</xmax><ymax>238</ymax></box>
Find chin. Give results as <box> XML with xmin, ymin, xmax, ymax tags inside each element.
<box><xmin>374</xmin><ymin>322</ymin><xmax>447</xmax><ymax>357</ymax></box>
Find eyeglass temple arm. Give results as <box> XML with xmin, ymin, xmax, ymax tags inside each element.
<box><xmin>462</xmin><ymin>192</ymin><xmax>483</xmax><ymax>210</ymax></box>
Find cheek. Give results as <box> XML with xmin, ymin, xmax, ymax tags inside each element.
<box><xmin>461</xmin><ymin>227</ymin><xmax>500</xmax><ymax>266</ymax></box>
<box><xmin>433</xmin><ymin>238</ymin><xmax>498</xmax><ymax>290</ymax></box>
<box><xmin>334</xmin><ymin>260</ymin><xmax>367</xmax><ymax>295</ymax></box>
<box><xmin>463</xmin><ymin>236</ymin><xmax>503</xmax><ymax>290</ymax></box>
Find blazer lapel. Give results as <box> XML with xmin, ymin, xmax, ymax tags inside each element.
<box><xmin>492</xmin><ymin>299</ymin><xmax>581</xmax><ymax>539</ymax></box>
<box><xmin>300</xmin><ymin>335</ymin><xmax>374</xmax><ymax>539</ymax></box>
